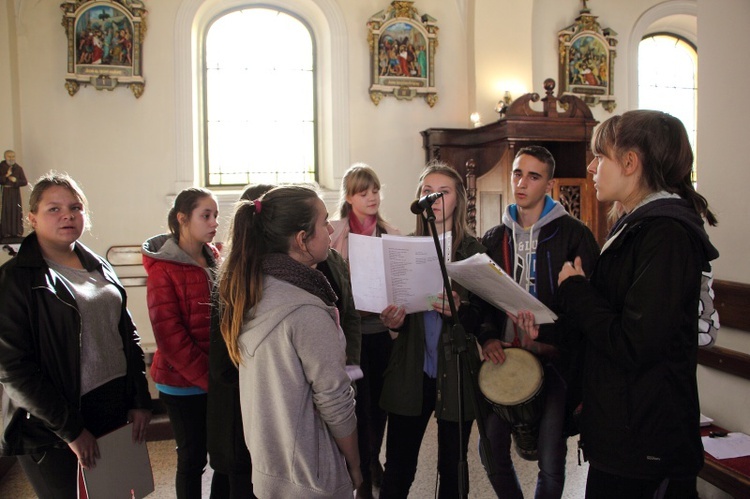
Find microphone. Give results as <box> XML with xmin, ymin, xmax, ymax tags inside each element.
<box><xmin>410</xmin><ymin>192</ymin><xmax>444</xmax><ymax>214</ymax></box>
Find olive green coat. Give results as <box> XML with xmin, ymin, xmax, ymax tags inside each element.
<box><xmin>379</xmin><ymin>235</ymin><xmax>485</xmax><ymax>422</ymax></box>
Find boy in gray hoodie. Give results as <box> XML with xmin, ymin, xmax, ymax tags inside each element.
<box><xmin>478</xmin><ymin>146</ymin><xmax>599</xmax><ymax>498</ymax></box>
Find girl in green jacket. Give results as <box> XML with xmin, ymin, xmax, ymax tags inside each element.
<box><xmin>379</xmin><ymin>162</ymin><xmax>485</xmax><ymax>499</ymax></box>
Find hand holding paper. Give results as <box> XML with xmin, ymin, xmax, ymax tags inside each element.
<box><xmin>446</xmin><ymin>253</ymin><xmax>557</xmax><ymax>324</ymax></box>
<box><xmin>430</xmin><ymin>291</ymin><xmax>460</xmax><ymax>317</ymax></box>
<box><xmin>69</xmin><ymin>429</ymin><xmax>99</xmax><ymax>470</ymax></box>
<box><xmin>379</xmin><ymin>305</ymin><xmax>406</xmax><ymax>330</ymax></box>
<box><xmin>509</xmin><ymin>310</ymin><xmax>540</xmax><ymax>340</ymax></box>
<box><xmin>78</xmin><ymin>423</ymin><xmax>154</xmax><ymax>499</ymax></box>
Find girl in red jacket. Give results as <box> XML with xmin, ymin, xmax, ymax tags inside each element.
<box><xmin>142</xmin><ymin>187</ymin><xmax>226</xmax><ymax>498</ymax></box>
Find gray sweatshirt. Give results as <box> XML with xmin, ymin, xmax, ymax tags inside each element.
<box><xmin>500</xmin><ymin>198</ymin><xmax>567</xmax><ymax>344</ymax></box>
<box><xmin>238</xmin><ymin>276</ymin><xmax>356</xmax><ymax>499</ymax></box>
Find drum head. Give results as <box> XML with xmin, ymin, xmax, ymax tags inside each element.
<box><xmin>478</xmin><ymin>348</ymin><xmax>543</xmax><ymax>406</ymax></box>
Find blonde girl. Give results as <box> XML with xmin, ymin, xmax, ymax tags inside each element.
<box><xmin>0</xmin><ymin>173</ymin><xmax>151</xmax><ymax>497</ymax></box>
<box><xmin>330</xmin><ymin>163</ymin><xmax>400</xmax><ymax>497</ymax></box>
<box><xmin>331</xmin><ymin>163</ymin><xmax>399</xmax><ymax>258</ymax></box>
<box><xmin>378</xmin><ymin>161</ymin><xmax>485</xmax><ymax>498</ymax></box>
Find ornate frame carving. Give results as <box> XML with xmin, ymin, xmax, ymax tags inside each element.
<box><xmin>367</xmin><ymin>1</ymin><xmax>438</xmax><ymax>107</ymax></box>
<box><xmin>558</xmin><ymin>3</ymin><xmax>617</xmax><ymax>112</ymax></box>
<box><xmin>61</xmin><ymin>0</ymin><xmax>147</xmax><ymax>98</ymax></box>
<box><xmin>553</xmin><ymin>177</ymin><xmax>596</xmax><ymax>231</ymax></box>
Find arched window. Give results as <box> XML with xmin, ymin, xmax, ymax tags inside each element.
<box><xmin>173</xmin><ymin>0</ymin><xmax>349</xmax><ymax>200</ymax></box>
<box><xmin>204</xmin><ymin>8</ymin><xmax>316</xmax><ymax>187</ymax></box>
<box><xmin>639</xmin><ymin>34</ymin><xmax>698</xmax><ymax>180</ymax></box>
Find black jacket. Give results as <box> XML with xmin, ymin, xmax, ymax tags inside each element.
<box><xmin>206</xmin><ymin>298</ymin><xmax>252</xmax><ymax>474</ymax></box>
<box><xmin>0</xmin><ymin>233</ymin><xmax>151</xmax><ymax>455</ymax></box>
<box><xmin>557</xmin><ymin>198</ymin><xmax>719</xmax><ymax>479</ymax></box>
<box><xmin>479</xmin><ymin>214</ymin><xmax>600</xmax><ymax>348</ymax></box>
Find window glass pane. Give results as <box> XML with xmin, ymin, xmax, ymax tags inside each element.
<box><xmin>639</xmin><ymin>34</ymin><xmax>697</xmax><ymax>182</ymax></box>
<box><xmin>204</xmin><ymin>8</ymin><xmax>315</xmax><ymax>187</ymax></box>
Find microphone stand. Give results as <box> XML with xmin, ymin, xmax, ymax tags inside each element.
<box><xmin>420</xmin><ymin>202</ymin><xmax>496</xmax><ymax>499</ymax></box>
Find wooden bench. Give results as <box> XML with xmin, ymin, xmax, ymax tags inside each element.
<box><xmin>696</xmin><ymin>279</ymin><xmax>750</xmax><ymax>498</ymax></box>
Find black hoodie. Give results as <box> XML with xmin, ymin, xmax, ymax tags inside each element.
<box><xmin>557</xmin><ymin>194</ymin><xmax>717</xmax><ymax>480</ymax></box>
<box><xmin>606</xmin><ymin>196</ymin><xmax>719</xmax><ymax>264</ymax></box>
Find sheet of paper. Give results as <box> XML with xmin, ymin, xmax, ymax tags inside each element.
<box><xmin>381</xmin><ymin>233</ymin><xmax>452</xmax><ymax>263</ymax></box>
<box><xmin>348</xmin><ymin>233</ymin><xmax>451</xmax><ymax>314</ymax></box>
<box><xmin>702</xmin><ymin>432</ymin><xmax>750</xmax><ymax>460</ymax></box>
<box><xmin>348</xmin><ymin>233</ymin><xmax>389</xmax><ymax>314</ymax></box>
<box><xmin>345</xmin><ymin>365</ymin><xmax>364</xmax><ymax>381</ymax></box>
<box><xmin>79</xmin><ymin>423</ymin><xmax>154</xmax><ymax>499</ymax></box>
<box><xmin>446</xmin><ymin>252</ymin><xmax>558</xmax><ymax>324</ymax></box>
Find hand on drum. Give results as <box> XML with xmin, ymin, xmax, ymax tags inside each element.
<box><xmin>380</xmin><ymin>305</ymin><xmax>406</xmax><ymax>330</ymax></box>
<box><xmin>509</xmin><ymin>310</ymin><xmax>539</xmax><ymax>342</ymax></box>
<box><xmin>482</xmin><ymin>338</ymin><xmax>511</xmax><ymax>365</ymax></box>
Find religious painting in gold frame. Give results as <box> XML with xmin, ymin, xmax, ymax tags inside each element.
<box><xmin>61</xmin><ymin>0</ymin><xmax>147</xmax><ymax>98</ymax></box>
<box><xmin>367</xmin><ymin>1</ymin><xmax>438</xmax><ymax>107</ymax></box>
<box><xmin>558</xmin><ymin>3</ymin><xmax>617</xmax><ymax>112</ymax></box>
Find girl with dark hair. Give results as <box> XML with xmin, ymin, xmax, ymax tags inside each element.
<box><xmin>378</xmin><ymin>162</ymin><xmax>485</xmax><ymax>498</ymax></box>
<box><xmin>0</xmin><ymin>172</ymin><xmax>151</xmax><ymax>498</ymax></box>
<box><xmin>142</xmin><ymin>187</ymin><xmax>226</xmax><ymax>498</ymax></box>
<box><xmin>218</xmin><ymin>186</ymin><xmax>360</xmax><ymax>498</ymax></box>
<box><xmin>558</xmin><ymin>110</ymin><xmax>719</xmax><ymax>498</ymax></box>
<box><xmin>330</xmin><ymin>163</ymin><xmax>400</xmax><ymax>498</ymax></box>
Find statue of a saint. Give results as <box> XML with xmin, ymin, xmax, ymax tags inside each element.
<box><xmin>0</xmin><ymin>150</ymin><xmax>29</xmax><ymax>240</ymax></box>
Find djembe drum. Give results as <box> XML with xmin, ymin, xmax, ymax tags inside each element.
<box><xmin>478</xmin><ymin>347</ymin><xmax>544</xmax><ymax>461</ymax></box>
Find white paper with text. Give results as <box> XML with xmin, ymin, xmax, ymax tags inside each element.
<box><xmin>446</xmin><ymin>252</ymin><xmax>557</xmax><ymax>324</ymax></box>
<box><xmin>348</xmin><ymin>233</ymin><xmax>451</xmax><ymax>314</ymax></box>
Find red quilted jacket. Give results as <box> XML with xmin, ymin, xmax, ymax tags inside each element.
<box><xmin>142</xmin><ymin>234</ymin><xmax>220</xmax><ymax>391</ymax></box>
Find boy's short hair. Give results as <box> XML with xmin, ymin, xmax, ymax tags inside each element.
<box><xmin>515</xmin><ymin>146</ymin><xmax>555</xmax><ymax>178</ymax></box>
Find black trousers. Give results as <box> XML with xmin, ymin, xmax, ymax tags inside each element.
<box><xmin>18</xmin><ymin>377</ymin><xmax>129</xmax><ymax>499</ymax></box>
<box><xmin>355</xmin><ymin>331</ymin><xmax>393</xmax><ymax>484</ymax></box>
<box><xmin>379</xmin><ymin>374</ymin><xmax>473</xmax><ymax>499</ymax></box>
<box><xmin>159</xmin><ymin>391</ymin><xmax>230</xmax><ymax>499</ymax></box>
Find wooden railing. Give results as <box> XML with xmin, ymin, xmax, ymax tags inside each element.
<box><xmin>698</xmin><ymin>279</ymin><xmax>750</xmax><ymax>378</ymax></box>
<box><xmin>713</xmin><ymin>280</ymin><xmax>750</xmax><ymax>332</ymax></box>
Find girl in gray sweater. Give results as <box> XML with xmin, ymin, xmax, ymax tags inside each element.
<box><xmin>217</xmin><ymin>186</ymin><xmax>360</xmax><ymax>498</ymax></box>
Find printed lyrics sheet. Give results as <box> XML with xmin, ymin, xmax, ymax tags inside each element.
<box><xmin>348</xmin><ymin>233</ymin><xmax>451</xmax><ymax>314</ymax></box>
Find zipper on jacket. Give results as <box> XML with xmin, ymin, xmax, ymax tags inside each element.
<box><xmin>546</xmin><ymin>250</ymin><xmax>554</xmax><ymax>292</ymax></box>
<box><xmin>35</xmin><ymin>282</ymin><xmax>84</xmax><ymax>409</ymax></box>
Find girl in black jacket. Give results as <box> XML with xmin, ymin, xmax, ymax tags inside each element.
<box><xmin>0</xmin><ymin>172</ymin><xmax>151</xmax><ymax>498</ymax></box>
<box><xmin>558</xmin><ymin>110</ymin><xmax>718</xmax><ymax>499</ymax></box>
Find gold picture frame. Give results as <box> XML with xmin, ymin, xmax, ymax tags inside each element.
<box><xmin>558</xmin><ymin>4</ymin><xmax>617</xmax><ymax>112</ymax></box>
<box><xmin>60</xmin><ymin>0</ymin><xmax>148</xmax><ymax>98</ymax></box>
<box><xmin>367</xmin><ymin>1</ymin><xmax>438</xmax><ymax>107</ymax></box>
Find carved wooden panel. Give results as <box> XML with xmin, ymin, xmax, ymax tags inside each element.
<box><xmin>553</xmin><ymin>177</ymin><xmax>595</xmax><ymax>231</ymax></box>
<box><xmin>422</xmin><ymin>78</ymin><xmax>606</xmax><ymax>243</ymax></box>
